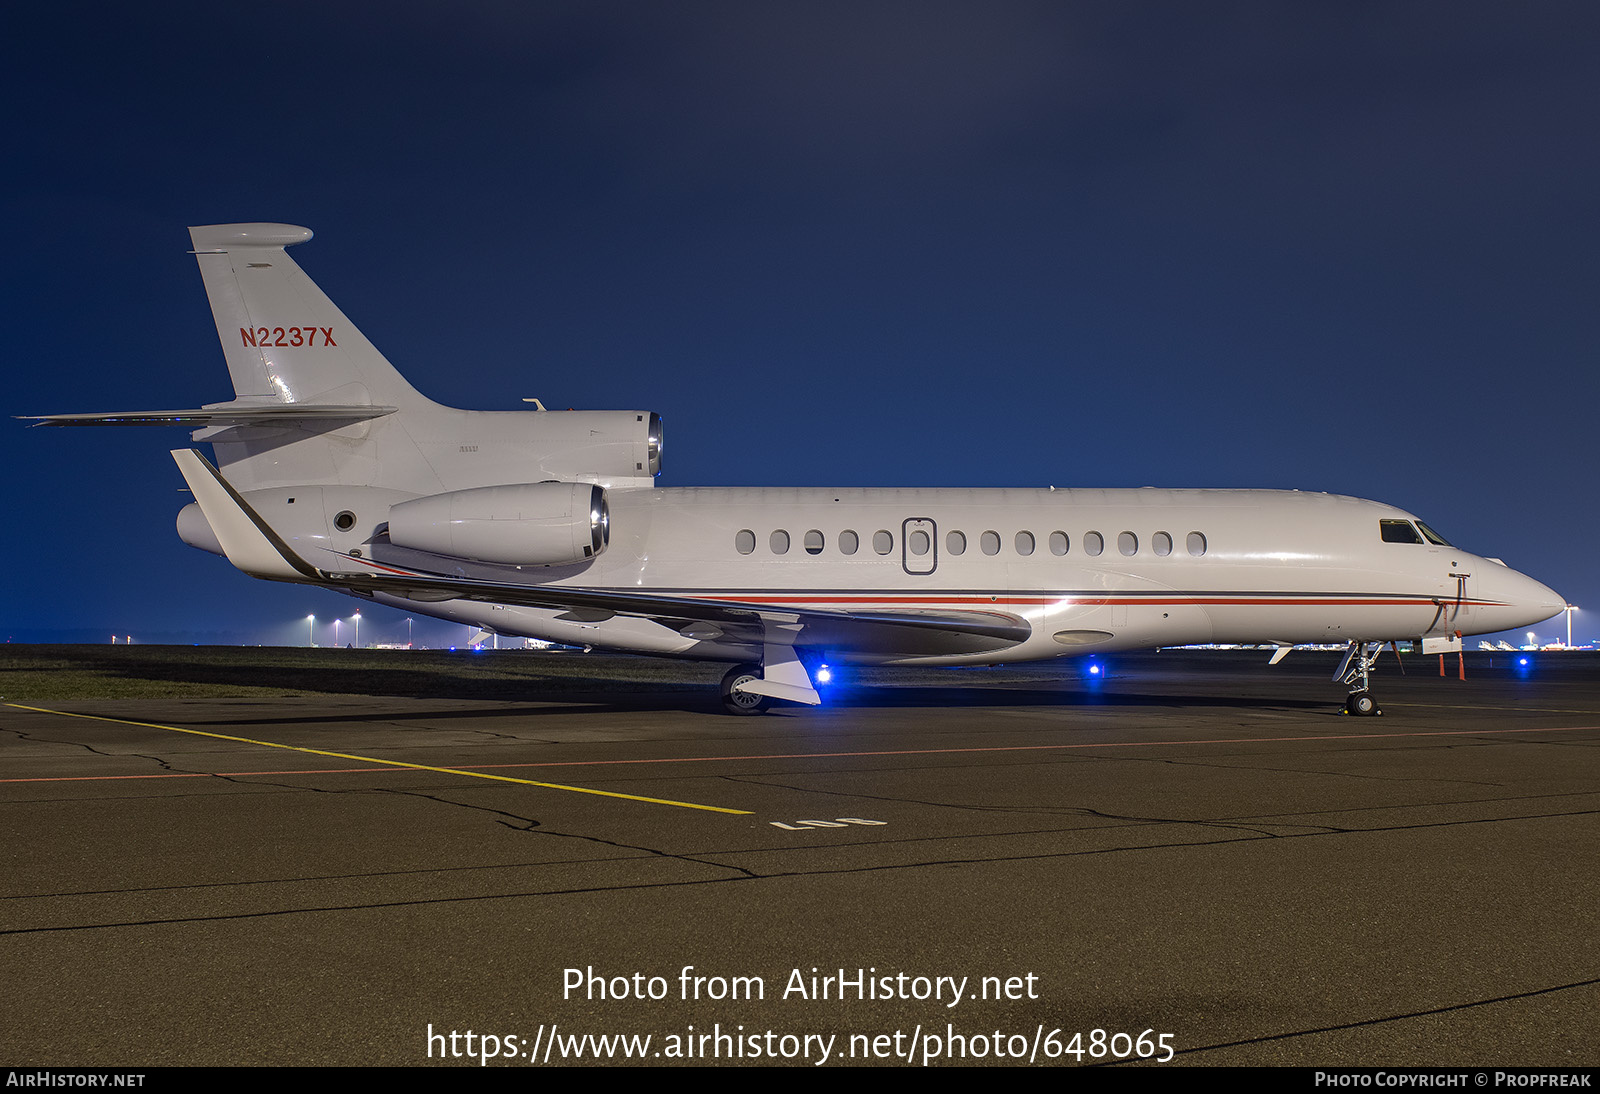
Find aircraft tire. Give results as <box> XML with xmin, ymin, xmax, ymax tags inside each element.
<box><xmin>1345</xmin><ymin>691</ymin><xmax>1379</xmax><ymax>717</ymax></box>
<box><xmin>721</xmin><ymin>663</ymin><xmax>770</xmax><ymax>715</ymax></box>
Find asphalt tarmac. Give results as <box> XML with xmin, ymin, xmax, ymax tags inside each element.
<box><xmin>2</xmin><ymin>649</ymin><xmax>1596</xmax><ymax>1068</ymax></box>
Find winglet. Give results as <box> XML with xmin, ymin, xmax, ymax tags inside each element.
<box><xmin>169</xmin><ymin>449</ymin><xmax>318</xmax><ymax>582</ymax></box>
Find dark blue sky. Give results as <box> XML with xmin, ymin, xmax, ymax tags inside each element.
<box><xmin>5</xmin><ymin>2</ymin><xmax>1598</xmax><ymax>647</ymax></box>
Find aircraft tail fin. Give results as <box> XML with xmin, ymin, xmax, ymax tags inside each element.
<box><xmin>31</xmin><ymin>225</ymin><xmax>661</xmax><ymax>499</ymax></box>
<box><xmin>183</xmin><ymin>224</ymin><xmax>447</xmax><ymax>492</ymax></box>
<box><xmin>189</xmin><ymin>223</ymin><xmax>431</xmax><ymax>410</ymax></box>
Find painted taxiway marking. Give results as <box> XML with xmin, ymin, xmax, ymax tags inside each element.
<box><xmin>5</xmin><ymin>706</ymin><xmax>1596</xmax><ymax>788</ymax></box>
<box><xmin>2</xmin><ymin>704</ymin><xmax>751</xmax><ymax>815</ymax></box>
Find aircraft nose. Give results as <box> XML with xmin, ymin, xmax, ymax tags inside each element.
<box><xmin>1504</xmin><ymin>568</ymin><xmax>1565</xmax><ymax>630</ymax></box>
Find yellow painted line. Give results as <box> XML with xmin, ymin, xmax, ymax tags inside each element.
<box><xmin>4</xmin><ymin>703</ymin><xmax>752</xmax><ymax>815</ymax></box>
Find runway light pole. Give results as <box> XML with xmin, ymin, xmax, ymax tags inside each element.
<box><xmin>307</xmin><ymin>615</ymin><xmax>315</xmax><ymax>648</ymax></box>
<box><xmin>1565</xmin><ymin>604</ymin><xmax>1577</xmax><ymax>649</ymax></box>
<box><xmin>334</xmin><ymin>618</ymin><xmax>342</xmax><ymax>647</ymax></box>
<box><xmin>353</xmin><ymin>611</ymin><xmax>361</xmax><ymax>649</ymax></box>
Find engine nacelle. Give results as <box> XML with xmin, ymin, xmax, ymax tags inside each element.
<box><xmin>435</xmin><ymin>409</ymin><xmax>662</xmax><ymax>488</ymax></box>
<box><xmin>387</xmin><ymin>482</ymin><xmax>609</xmax><ymax>566</ymax></box>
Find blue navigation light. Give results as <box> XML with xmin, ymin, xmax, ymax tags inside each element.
<box><xmin>1519</xmin><ymin>657</ymin><xmax>1529</xmax><ymax>666</ymax></box>
<box><xmin>1082</xmin><ymin>656</ymin><xmax>1107</xmax><ymax>689</ymax></box>
<box><xmin>816</xmin><ymin>664</ymin><xmax>833</xmax><ymax>684</ymax></box>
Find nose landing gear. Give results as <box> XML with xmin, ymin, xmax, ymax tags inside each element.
<box><xmin>1335</xmin><ymin>641</ymin><xmax>1385</xmax><ymax>716</ymax></box>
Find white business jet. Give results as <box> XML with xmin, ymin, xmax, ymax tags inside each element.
<box><xmin>24</xmin><ymin>224</ymin><xmax>1565</xmax><ymax>714</ymax></box>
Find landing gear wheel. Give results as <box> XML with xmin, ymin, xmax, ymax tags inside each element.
<box><xmin>1344</xmin><ymin>690</ymin><xmax>1380</xmax><ymax>717</ymax></box>
<box><xmin>720</xmin><ymin>663</ymin><xmax>769</xmax><ymax>715</ymax></box>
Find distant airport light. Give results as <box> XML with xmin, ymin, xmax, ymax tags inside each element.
<box><xmin>816</xmin><ymin>664</ymin><xmax>833</xmax><ymax>685</ymax></box>
<box><xmin>307</xmin><ymin>614</ymin><xmax>315</xmax><ymax>648</ymax></box>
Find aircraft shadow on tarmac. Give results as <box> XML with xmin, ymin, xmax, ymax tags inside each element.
<box><xmin>13</xmin><ymin>645</ymin><xmax>1549</xmax><ymax>723</ymax></box>
<box><xmin>185</xmin><ymin>682</ymin><xmax>1338</xmax><ymax>729</ymax></box>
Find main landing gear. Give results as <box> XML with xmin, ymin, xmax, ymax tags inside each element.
<box><xmin>718</xmin><ymin>646</ymin><xmax>824</xmax><ymax>714</ymax></box>
<box><xmin>720</xmin><ymin>663</ymin><xmax>770</xmax><ymax>715</ymax></box>
<box><xmin>1334</xmin><ymin>640</ymin><xmax>1385</xmax><ymax>716</ymax></box>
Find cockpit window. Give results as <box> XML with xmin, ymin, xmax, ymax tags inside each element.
<box><xmin>1380</xmin><ymin>519</ymin><xmax>1424</xmax><ymax>544</ymax></box>
<box><xmin>1414</xmin><ymin>520</ymin><xmax>1452</xmax><ymax>547</ymax></box>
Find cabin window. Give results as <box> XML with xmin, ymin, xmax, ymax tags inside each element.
<box><xmin>735</xmin><ymin>529</ymin><xmax>756</xmax><ymax>554</ymax></box>
<box><xmin>1187</xmin><ymin>531</ymin><xmax>1207</xmax><ymax>557</ymax></box>
<box><xmin>981</xmin><ymin>530</ymin><xmax>1001</xmax><ymax>555</ymax></box>
<box><xmin>909</xmin><ymin>529</ymin><xmax>931</xmax><ymax>556</ymax></box>
<box><xmin>1380</xmin><ymin>519</ymin><xmax>1424</xmax><ymax>545</ymax></box>
<box><xmin>839</xmin><ymin>529</ymin><xmax>860</xmax><ymax>555</ymax></box>
<box><xmin>770</xmin><ymin>530</ymin><xmax>791</xmax><ymax>554</ymax></box>
<box><xmin>873</xmin><ymin>530</ymin><xmax>894</xmax><ymax>555</ymax></box>
<box><xmin>1152</xmin><ymin>531</ymin><xmax>1173</xmax><ymax>556</ymax></box>
<box><xmin>1118</xmin><ymin>531</ymin><xmax>1138</xmax><ymax>556</ymax></box>
<box><xmin>1015</xmin><ymin>531</ymin><xmax>1035</xmax><ymax>556</ymax></box>
<box><xmin>1049</xmin><ymin>531</ymin><xmax>1069</xmax><ymax>555</ymax></box>
<box><xmin>1084</xmin><ymin>531</ymin><xmax>1104</xmax><ymax>557</ymax></box>
<box><xmin>804</xmin><ymin>529</ymin><xmax>825</xmax><ymax>555</ymax></box>
<box><xmin>947</xmin><ymin>530</ymin><xmax>967</xmax><ymax>555</ymax></box>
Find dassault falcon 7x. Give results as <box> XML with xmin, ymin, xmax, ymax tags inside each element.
<box><xmin>25</xmin><ymin>223</ymin><xmax>1565</xmax><ymax>713</ymax></box>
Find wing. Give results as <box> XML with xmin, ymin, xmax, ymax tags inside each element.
<box><xmin>169</xmin><ymin>449</ymin><xmax>1032</xmax><ymax>661</ymax></box>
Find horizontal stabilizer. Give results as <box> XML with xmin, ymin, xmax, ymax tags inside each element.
<box><xmin>21</xmin><ymin>404</ymin><xmax>396</xmax><ymax>427</ymax></box>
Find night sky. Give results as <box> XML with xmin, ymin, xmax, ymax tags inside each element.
<box><xmin>5</xmin><ymin>3</ymin><xmax>1598</xmax><ymax>648</ymax></box>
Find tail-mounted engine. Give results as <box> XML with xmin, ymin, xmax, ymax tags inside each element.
<box><xmin>387</xmin><ymin>482</ymin><xmax>610</xmax><ymax>566</ymax></box>
<box><xmin>480</xmin><ymin>409</ymin><xmax>661</xmax><ymax>487</ymax></box>
<box><xmin>179</xmin><ymin>481</ymin><xmax>611</xmax><ymax>568</ymax></box>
